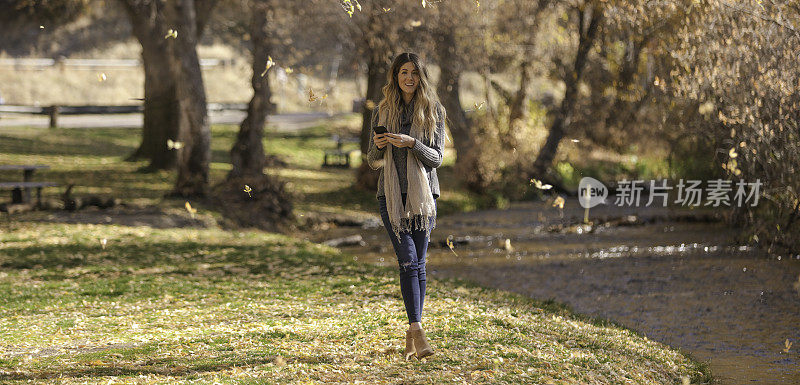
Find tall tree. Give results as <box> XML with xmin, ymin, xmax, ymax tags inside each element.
<box><xmin>120</xmin><ymin>0</ymin><xmax>180</xmax><ymax>170</ymax></box>
<box><xmin>167</xmin><ymin>0</ymin><xmax>214</xmax><ymax>197</ymax></box>
<box><xmin>119</xmin><ymin>0</ymin><xmax>216</xmax><ymax>171</ymax></box>
<box><xmin>490</xmin><ymin>0</ymin><xmax>552</xmax><ymax>150</ymax></box>
<box><xmin>228</xmin><ymin>0</ymin><xmax>275</xmax><ymax>179</ymax></box>
<box><xmin>529</xmin><ymin>0</ymin><xmax>604</xmax><ymax>181</ymax></box>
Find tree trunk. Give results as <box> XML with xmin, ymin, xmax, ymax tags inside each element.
<box><xmin>508</xmin><ymin>60</ymin><xmax>531</xmax><ymax>125</ymax></box>
<box><xmin>121</xmin><ymin>0</ymin><xmax>217</xmax><ymax>171</ymax></box>
<box><xmin>436</xmin><ymin>31</ymin><xmax>471</xmax><ymax>170</ymax></box>
<box><xmin>229</xmin><ymin>0</ymin><xmax>274</xmax><ymax>179</ymax></box>
<box><xmin>503</xmin><ymin>60</ymin><xmax>531</xmax><ymax>151</ymax></box>
<box><xmin>354</xmin><ymin>44</ymin><xmax>388</xmax><ymax>191</ymax></box>
<box><xmin>120</xmin><ymin>0</ymin><xmax>178</xmax><ymax>170</ymax></box>
<box><xmin>168</xmin><ymin>0</ymin><xmax>211</xmax><ymax>197</ymax></box>
<box><xmin>141</xmin><ymin>42</ymin><xmax>180</xmax><ymax>169</ymax></box>
<box><xmin>504</xmin><ymin>0</ymin><xmax>549</xmax><ymax>151</ymax></box>
<box><xmin>530</xmin><ymin>2</ymin><xmax>603</xmax><ymax>179</ymax></box>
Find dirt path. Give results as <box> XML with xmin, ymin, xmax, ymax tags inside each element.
<box><xmin>310</xmin><ymin>198</ymin><xmax>800</xmax><ymax>385</ymax></box>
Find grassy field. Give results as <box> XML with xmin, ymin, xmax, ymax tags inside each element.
<box><xmin>0</xmin><ymin>222</ymin><xmax>710</xmax><ymax>384</ymax></box>
<box><xmin>0</xmin><ymin>120</ymin><xmax>711</xmax><ymax>384</ymax></box>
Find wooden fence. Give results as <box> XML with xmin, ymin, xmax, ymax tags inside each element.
<box><xmin>0</xmin><ymin>58</ymin><xmax>236</xmax><ymax>69</ymax></box>
<box><xmin>0</xmin><ymin>103</ymin><xmax>247</xmax><ymax>128</ymax></box>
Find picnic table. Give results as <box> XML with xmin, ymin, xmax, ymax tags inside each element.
<box><xmin>0</xmin><ymin>165</ymin><xmax>58</xmax><ymax>206</ymax></box>
<box><xmin>322</xmin><ymin>134</ymin><xmax>359</xmax><ymax>168</ymax></box>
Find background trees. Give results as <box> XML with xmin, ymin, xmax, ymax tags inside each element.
<box><xmin>2</xmin><ymin>0</ymin><xmax>796</xmax><ymax>252</ymax></box>
<box><xmin>667</xmin><ymin>0</ymin><xmax>800</xmax><ymax>253</ymax></box>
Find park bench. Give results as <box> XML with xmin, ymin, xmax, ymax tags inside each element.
<box><xmin>0</xmin><ymin>165</ymin><xmax>58</xmax><ymax>207</ymax></box>
<box><xmin>322</xmin><ymin>134</ymin><xmax>359</xmax><ymax>168</ymax></box>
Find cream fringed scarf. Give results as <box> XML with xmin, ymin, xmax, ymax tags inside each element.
<box><xmin>380</xmin><ymin>105</ymin><xmax>437</xmax><ymax>243</ymax></box>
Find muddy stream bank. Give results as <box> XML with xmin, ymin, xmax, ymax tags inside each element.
<box><xmin>302</xmin><ymin>198</ymin><xmax>800</xmax><ymax>384</ymax></box>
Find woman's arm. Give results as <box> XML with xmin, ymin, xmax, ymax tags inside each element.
<box><xmin>410</xmin><ymin>104</ymin><xmax>445</xmax><ymax>169</ymax></box>
<box><xmin>366</xmin><ymin>106</ymin><xmax>386</xmax><ymax>170</ymax></box>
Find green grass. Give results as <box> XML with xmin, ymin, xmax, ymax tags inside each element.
<box><xmin>0</xmin><ymin>223</ymin><xmax>709</xmax><ymax>384</ymax></box>
<box><xmin>0</xmin><ymin>120</ymin><xmax>710</xmax><ymax>384</ymax></box>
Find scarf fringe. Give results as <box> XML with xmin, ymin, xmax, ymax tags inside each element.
<box><xmin>391</xmin><ymin>213</ymin><xmax>436</xmax><ymax>244</ymax></box>
<box><xmin>381</xmin><ymin>104</ymin><xmax>437</xmax><ymax>245</ymax></box>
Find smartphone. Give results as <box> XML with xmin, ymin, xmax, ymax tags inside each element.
<box><xmin>373</xmin><ymin>125</ymin><xmax>388</xmax><ymax>135</ymax></box>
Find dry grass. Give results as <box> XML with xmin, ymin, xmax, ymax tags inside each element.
<box><xmin>0</xmin><ymin>223</ymin><xmax>710</xmax><ymax>384</ymax></box>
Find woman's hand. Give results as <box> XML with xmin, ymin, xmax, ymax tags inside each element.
<box><xmin>385</xmin><ymin>133</ymin><xmax>416</xmax><ymax>148</ymax></box>
<box><xmin>373</xmin><ymin>132</ymin><xmax>389</xmax><ymax>149</ymax></box>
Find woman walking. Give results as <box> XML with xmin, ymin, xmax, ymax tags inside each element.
<box><xmin>366</xmin><ymin>52</ymin><xmax>447</xmax><ymax>361</ymax></box>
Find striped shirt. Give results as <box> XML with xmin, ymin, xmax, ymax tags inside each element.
<box><xmin>366</xmin><ymin>97</ymin><xmax>445</xmax><ymax>200</ymax></box>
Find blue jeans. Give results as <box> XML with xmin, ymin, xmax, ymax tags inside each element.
<box><xmin>378</xmin><ymin>193</ymin><xmax>436</xmax><ymax>324</ymax></box>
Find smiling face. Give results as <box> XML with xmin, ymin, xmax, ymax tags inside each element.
<box><xmin>397</xmin><ymin>61</ymin><xmax>420</xmax><ymax>98</ymax></box>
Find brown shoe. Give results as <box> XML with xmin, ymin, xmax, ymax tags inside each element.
<box><xmin>404</xmin><ymin>329</ymin><xmax>416</xmax><ymax>361</ymax></box>
<box><xmin>410</xmin><ymin>328</ymin><xmax>434</xmax><ymax>359</ymax></box>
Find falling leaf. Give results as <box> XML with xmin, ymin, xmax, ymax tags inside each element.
<box><xmin>185</xmin><ymin>202</ymin><xmax>197</xmax><ymax>218</ymax></box>
<box><xmin>422</xmin><ymin>0</ymin><xmax>427</xmax><ymax>8</ymax></box>
<box><xmin>552</xmin><ymin>196</ymin><xmax>565</xmax><ymax>209</ymax></box>
<box><xmin>410</xmin><ymin>20</ymin><xmax>422</xmax><ymax>27</ymax></box>
<box><xmin>308</xmin><ymin>88</ymin><xmax>318</xmax><ymax>102</ymax></box>
<box><xmin>167</xmin><ymin>139</ymin><xmax>184</xmax><ymax>150</ymax></box>
<box><xmin>784</xmin><ymin>339</ymin><xmax>792</xmax><ymax>353</ymax></box>
<box><xmin>285</xmin><ymin>67</ymin><xmax>294</xmax><ymax>74</ymax></box>
<box><xmin>446</xmin><ymin>236</ymin><xmax>459</xmax><ymax>257</ymax></box>
<box><xmin>729</xmin><ymin>148</ymin><xmax>738</xmax><ymax>158</ymax></box>
<box><xmin>571</xmin><ymin>139</ymin><xmax>580</xmax><ymax>143</ymax></box>
<box><xmin>341</xmin><ymin>0</ymin><xmax>358</xmax><ymax>17</ymax></box>
<box><xmin>164</xmin><ymin>29</ymin><xmax>178</xmax><ymax>39</ymax></box>
<box><xmin>504</xmin><ymin>238</ymin><xmax>514</xmax><ymax>252</ymax></box>
<box><xmin>97</xmin><ymin>73</ymin><xmax>107</xmax><ymax>82</ymax></box>
<box><xmin>39</xmin><ymin>25</ymin><xmax>44</xmax><ymax>29</ymax></box>
<box><xmin>530</xmin><ymin>178</ymin><xmax>552</xmax><ymax>190</ymax></box>
<box><xmin>260</xmin><ymin>56</ymin><xmax>275</xmax><ymax>77</ymax></box>
<box><xmin>383</xmin><ymin>7</ymin><xmax>392</xmax><ymax>12</ymax></box>
<box><xmin>474</xmin><ymin>101</ymin><xmax>485</xmax><ymax>110</ymax></box>
<box><xmin>243</xmin><ymin>185</ymin><xmax>253</xmax><ymax>197</ymax></box>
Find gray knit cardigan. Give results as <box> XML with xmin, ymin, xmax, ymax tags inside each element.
<box><xmin>366</xmin><ymin>101</ymin><xmax>445</xmax><ymax>200</ymax></box>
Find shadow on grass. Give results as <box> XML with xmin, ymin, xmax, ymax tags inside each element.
<box><xmin>0</xmin><ymin>134</ymin><xmax>136</xmax><ymax>158</ymax></box>
<box><xmin>0</xmin><ymin>349</ymin><xmax>344</xmax><ymax>382</ymax></box>
<box><xmin>0</xmin><ymin>242</ymin><xmax>339</xmax><ymax>271</ymax></box>
<box><xmin>0</xmin><ymin>347</ymin><xmax>277</xmax><ymax>381</ymax></box>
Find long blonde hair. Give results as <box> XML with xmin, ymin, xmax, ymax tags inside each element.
<box><xmin>377</xmin><ymin>52</ymin><xmax>446</xmax><ymax>146</ymax></box>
